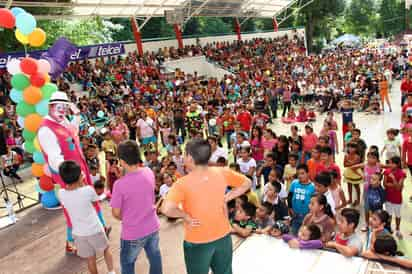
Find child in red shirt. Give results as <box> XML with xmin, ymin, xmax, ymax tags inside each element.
<box><xmin>383</xmin><ymin>156</ymin><xmax>406</xmax><ymax>238</ymax></box>
<box><xmin>316</xmin><ymin>146</ymin><xmax>341</xmax><ymax>181</ymax></box>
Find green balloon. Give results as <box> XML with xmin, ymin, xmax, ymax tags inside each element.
<box><xmin>41</xmin><ymin>83</ymin><xmax>58</xmax><ymax>99</ymax></box>
<box><xmin>23</xmin><ymin>129</ymin><xmax>36</xmax><ymax>141</ymax></box>
<box><xmin>24</xmin><ymin>141</ymin><xmax>36</xmax><ymax>154</ymax></box>
<box><xmin>16</xmin><ymin>102</ymin><xmax>36</xmax><ymax>117</ymax></box>
<box><xmin>11</xmin><ymin>74</ymin><xmax>30</xmax><ymax>90</ymax></box>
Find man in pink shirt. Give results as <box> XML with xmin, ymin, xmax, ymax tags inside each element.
<box><xmin>111</xmin><ymin>140</ymin><xmax>162</xmax><ymax>274</ymax></box>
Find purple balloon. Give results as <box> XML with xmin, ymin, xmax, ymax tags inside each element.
<box><xmin>41</xmin><ymin>37</ymin><xmax>76</xmax><ymax>80</ymax></box>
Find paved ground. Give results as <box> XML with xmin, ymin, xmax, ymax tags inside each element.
<box><xmin>0</xmin><ymin>80</ymin><xmax>412</xmax><ymax>273</ymax></box>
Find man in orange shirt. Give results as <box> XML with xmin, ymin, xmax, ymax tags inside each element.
<box><xmin>162</xmin><ymin>139</ymin><xmax>251</xmax><ymax>274</ymax></box>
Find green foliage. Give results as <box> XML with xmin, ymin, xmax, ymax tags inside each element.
<box><xmin>295</xmin><ymin>0</ymin><xmax>345</xmax><ymax>52</ymax></box>
<box><xmin>197</xmin><ymin>17</ymin><xmax>232</xmax><ymax>34</ymax></box>
<box><xmin>38</xmin><ymin>18</ymin><xmax>123</xmax><ymax>48</ymax></box>
<box><xmin>343</xmin><ymin>0</ymin><xmax>377</xmax><ymax>36</ymax></box>
<box><xmin>0</xmin><ymin>17</ymin><xmax>124</xmax><ymax>52</ymax></box>
<box><xmin>140</xmin><ymin>17</ymin><xmax>175</xmax><ymax>39</ymax></box>
<box><xmin>378</xmin><ymin>0</ymin><xmax>405</xmax><ymax>37</ymax></box>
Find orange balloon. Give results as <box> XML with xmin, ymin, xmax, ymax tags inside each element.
<box><xmin>25</xmin><ymin>113</ymin><xmax>43</xmax><ymax>132</ymax></box>
<box><xmin>28</xmin><ymin>28</ymin><xmax>46</xmax><ymax>47</ymax></box>
<box><xmin>32</xmin><ymin>163</ymin><xmax>45</xmax><ymax>177</ymax></box>
<box><xmin>23</xmin><ymin>86</ymin><xmax>42</xmax><ymax>104</ymax></box>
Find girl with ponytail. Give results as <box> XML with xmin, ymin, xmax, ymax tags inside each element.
<box><xmin>365</xmin><ymin>209</ymin><xmax>392</xmax><ymax>250</ymax></box>
<box><xmin>303</xmin><ymin>193</ymin><xmax>335</xmax><ymax>242</ymax></box>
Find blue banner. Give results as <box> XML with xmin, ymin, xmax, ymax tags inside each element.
<box><xmin>0</xmin><ymin>41</ymin><xmax>125</xmax><ymax>69</ymax></box>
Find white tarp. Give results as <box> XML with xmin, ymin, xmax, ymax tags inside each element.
<box><xmin>163</xmin><ymin>55</ymin><xmax>233</xmax><ymax>80</ymax></box>
<box><xmin>233</xmin><ymin>235</ymin><xmax>368</xmax><ymax>274</ymax></box>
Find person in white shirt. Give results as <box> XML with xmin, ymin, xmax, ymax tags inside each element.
<box><xmin>58</xmin><ymin>161</ymin><xmax>115</xmax><ymax>274</ymax></box>
<box><xmin>208</xmin><ymin>136</ymin><xmax>228</xmax><ymax>165</ymax></box>
<box><xmin>237</xmin><ymin>147</ymin><xmax>257</xmax><ymax>189</ymax></box>
<box><xmin>314</xmin><ymin>172</ymin><xmax>336</xmax><ymax>215</ymax></box>
<box><xmin>136</xmin><ymin>110</ymin><xmax>157</xmax><ymax>150</ymax></box>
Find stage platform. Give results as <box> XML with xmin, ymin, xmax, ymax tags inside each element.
<box><xmin>0</xmin><ymin>201</ymin><xmax>410</xmax><ymax>274</ymax></box>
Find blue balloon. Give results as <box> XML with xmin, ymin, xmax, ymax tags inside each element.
<box><xmin>33</xmin><ymin>151</ymin><xmax>45</xmax><ymax>164</ymax></box>
<box><xmin>35</xmin><ymin>99</ymin><xmax>49</xmax><ymax>116</ymax></box>
<box><xmin>34</xmin><ymin>182</ymin><xmax>46</xmax><ymax>194</ymax></box>
<box><xmin>11</xmin><ymin>7</ymin><xmax>26</xmax><ymax>17</ymax></box>
<box><xmin>97</xmin><ymin>110</ymin><xmax>105</xmax><ymax>118</ymax></box>
<box><xmin>10</xmin><ymin>89</ymin><xmax>23</xmax><ymax>104</ymax></box>
<box><xmin>16</xmin><ymin>12</ymin><xmax>36</xmax><ymax>35</ymax></box>
<box><xmin>41</xmin><ymin>191</ymin><xmax>60</xmax><ymax>208</ymax></box>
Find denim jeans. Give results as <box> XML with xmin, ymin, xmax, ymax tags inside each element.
<box><xmin>120</xmin><ymin>231</ymin><xmax>163</xmax><ymax>274</ymax></box>
<box><xmin>291</xmin><ymin>213</ymin><xmax>305</xmax><ymax>235</ymax></box>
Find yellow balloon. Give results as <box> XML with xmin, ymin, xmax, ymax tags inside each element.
<box><xmin>0</xmin><ymin>108</ymin><xmax>4</xmax><ymax>116</ymax></box>
<box><xmin>33</xmin><ymin>137</ymin><xmax>41</xmax><ymax>151</ymax></box>
<box><xmin>44</xmin><ymin>74</ymin><xmax>50</xmax><ymax>83</ymax></box>
<box><xmin>28</xmin><ymin>28</ymin><xmax>46</xmax><ymax>47</ymax></box>
<box><xmin>15</xmin><ymin>29</ymin><xmax>29</xmax><ymax>45</ymax></box>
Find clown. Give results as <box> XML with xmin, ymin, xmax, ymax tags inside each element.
<box><xmin>38</xmin><ymin>91</ymin><xmax>109</xmax><ymax>254</ymax></box>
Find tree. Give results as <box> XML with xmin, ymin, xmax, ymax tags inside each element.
<box><xmin>198</xmin><ymin>17</ymin><xmax>232</xmax><ymax>35</ymax></box>
<box><xmin>110</xmin><ymin>18</ymin><xmax>133</xmax><ymax>42</ymax></box>
<box><xmin>37</xmin><ymin>18</ymin><xmax>123</xmax><ymax>48</ymax></box>
<box><xmin>378</xmin><ymin>0</ymin><xmax>405</xmax><ymax>37</ymax></box>
<box><xmin>296</xmin><ymin>0</ymin><xmax>345</xmax><ymax>52</ymax></box>
<box><xmin>344</xmin><ymin>0</ymin><xmax>377</xmax><ymax>36</ymax></box>
<box><xmin>183</xmin><ymin>18</ymin><xmax>201</xmax><ymax>35</ymax></box>
<box><xmin>141</xmin><ymin>17</ymin><xmax>175</xmax><ymax>39</ymax></box>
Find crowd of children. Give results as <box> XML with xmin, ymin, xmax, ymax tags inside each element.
<box><xmin>0</xmin><ymin>33</ymin><xmax>411</xmax><ymax>269</ymax></box>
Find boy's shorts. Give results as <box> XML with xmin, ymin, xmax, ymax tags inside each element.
<box><xmin>142</xmin><ymin>136</ymin><xmax>157</xmax><ymax>145</ymax></box>
<box><xmin>73</xmin><ymin>231</ymin><xmax>108</xmax><ymax>258</ymax></box>
<box><xmin>385</xmin><ymin>202</ymin><xmax>401</xmax><ymax>218</ymax></box>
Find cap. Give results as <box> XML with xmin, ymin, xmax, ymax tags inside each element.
<box><xmin>240</xmin><ymin>140</ymin><xmax>251</xmax><ymax>148</ymax></box>
<box><xmin>100</xmin><ymin>127</ymin><xmax>109</xmax><ymax>135</ymax></box>
<box><xmin>48</xmin><ymin>91</ymin><xmax>70</xmax><ymax>105</ymax></box>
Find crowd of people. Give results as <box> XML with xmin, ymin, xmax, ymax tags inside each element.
<box><xmin>1</xmin><ymin>31</ymin><xmax>412</xmax><ymax>273</ymax></box>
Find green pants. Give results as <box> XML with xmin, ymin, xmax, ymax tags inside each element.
<box><xmin>183</xmin><ymin>234</ymin><xmax>233</xmax><ymax>274</ymax></box>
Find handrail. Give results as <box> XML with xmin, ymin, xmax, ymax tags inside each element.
<box><xmin>118</xmin><ymin>26</ymin><xmax>305</xmax><ymax>44</ymax></box>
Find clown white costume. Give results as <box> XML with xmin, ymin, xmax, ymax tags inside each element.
<box><xmin>38</xmin><ymin>91</ymin><xmax>109</xmax><ymax>254</ymax></box>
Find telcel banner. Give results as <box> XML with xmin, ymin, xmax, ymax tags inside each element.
<box><xmin>0</xmin><ymin>42</ymin><xmax>125</xmax><ymax>69</ymax></box>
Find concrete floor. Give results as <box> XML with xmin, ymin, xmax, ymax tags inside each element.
<box><xmin>0</xmin><ymin>80</ymin><xmax>412</xmax><ymax>274</ymax></box>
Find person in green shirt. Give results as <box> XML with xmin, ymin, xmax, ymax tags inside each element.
<box><xmin>232</xmin><ymin>201</ymin><xmax>257</xmax><ymax>237</ymax></box>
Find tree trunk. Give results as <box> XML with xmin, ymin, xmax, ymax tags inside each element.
<box><xmin>305</xmin><ymin>18</ymin><xmax>315</xmax><ymax>54</ymax></box>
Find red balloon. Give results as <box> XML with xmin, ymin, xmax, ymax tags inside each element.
<box><xmin>30</xmin><ymin>73</ymin><xmax>46</xmax><ymax>87</ymax></box>
<box><xmin>0</xmin><ymin>8</ymin><xmax>15</xmax><ymax>29</ymax></box>
<box><xmin>39</xmin><ymin>175</ymin><xmax>54</xmax><ymax>192</ymax></box>
<box><xmin>20</xmin><ymin>57</ymin><xmax>38</xmax><ymax>75</ymax></box>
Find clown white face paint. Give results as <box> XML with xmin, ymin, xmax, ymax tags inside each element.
<box><xmin>49</xmin><ymin>103</ymin><xmax>69</xmax><ymax>123</ymax></box>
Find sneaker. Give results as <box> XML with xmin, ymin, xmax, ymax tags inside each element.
<box><xmin>395</xmin><ymin>230</ymin><xmax>403</xmax><ymax>239</ymax></box>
